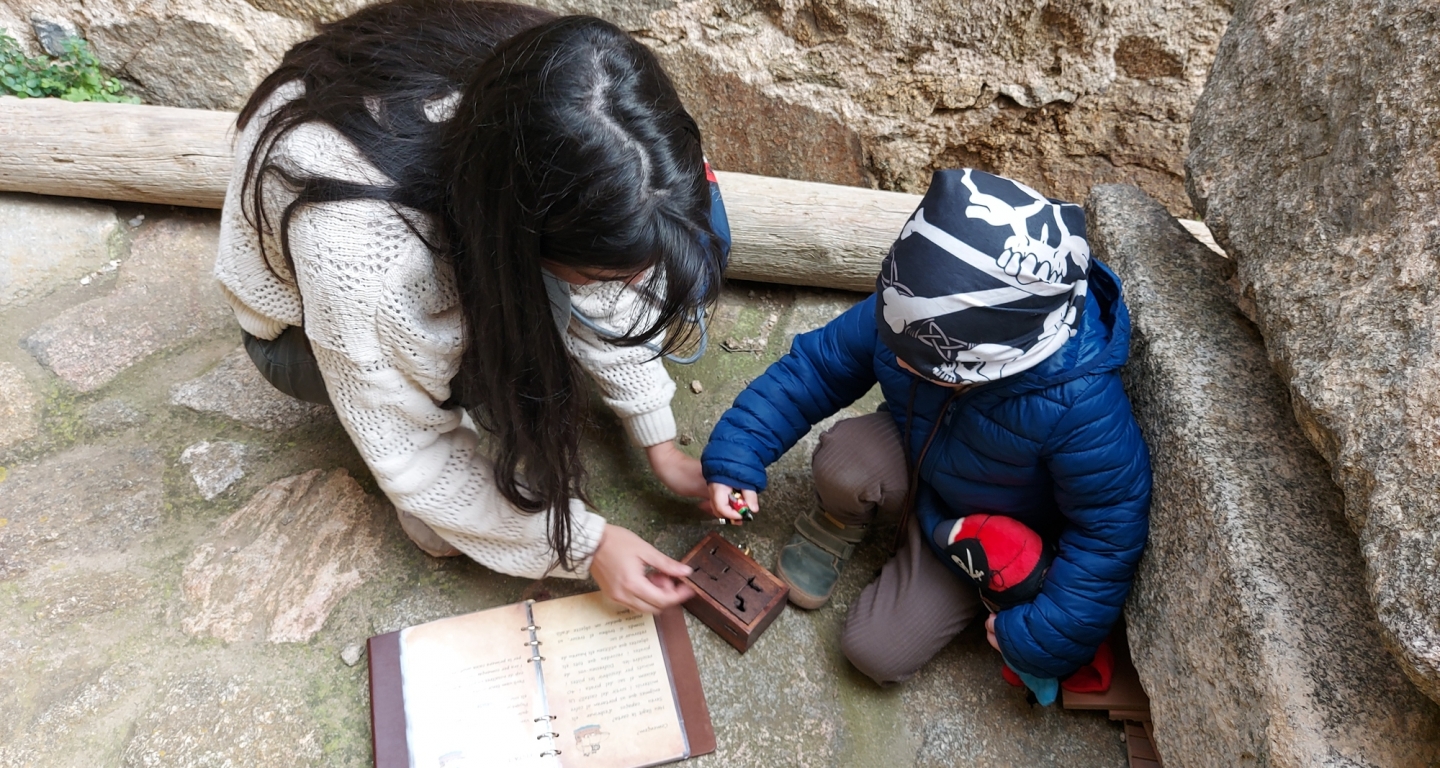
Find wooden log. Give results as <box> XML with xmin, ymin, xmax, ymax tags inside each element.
<box><xmin>716</xmin><ymin>171</ymin><xmax>919</xmax><ymax>292</ymax></box>
<box><xmin>0</xmin><ymin>96</ymin><xmax>236</xmax><ymax>209</ymax></box>
<box><xmin>0</xmin><ymin>97</ymin><xmax>920</xmax><ymax>292</ymax></box>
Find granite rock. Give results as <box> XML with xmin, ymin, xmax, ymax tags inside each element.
<box><xmin>781</xmin><ymin>289</ymin><xmax>863</xmax><ymax>344</ymax></box>
<box><xmin>655</xmin><ymin>49</ymin><xmax>872</xmax><ymax>188</ymax></box>
<box><xmin>339</xmin><ymin>642</ymin><xmax>363</xmax><ymax>667</ymax></box>
<box><xmin>20</xmin><ymin>213</ymin><xmax>235</xmax><ymax>392</ymax></box>
<box><xmin>638</xmin><ymin>0</ymin><xmax>1231</xmax><ymax>212</ymax></box>
<box><xmin>1186</xmin><ymin>0</ymin><xmax>1440</xmax><ymax>704</ymax></box>
<box><xmin>28</xmin><ymin>14</ymin><xmax>80</xmax><ymax>56</ymax></box>
<box><xmin>1089</xmin><ymin>184</ymin><xmax>1440</xmax><ymax>766</ymax></box>
<box><xmin>0</xmin><ymin>660</ymin><xmax>150</xmax><ymax>767</ymax></box>
<box><xmin>902</xmin><ymin>639</ymin><xmax>1126</xmax><ymax>767</ymax></box>
<box><xmin>531</xmin><ymin>0</ymin><xmax>678</xmax><ymax>31</ymax></box>
<box><xmin>179</xmin><ymin>440</ymin><xmax>248</xmax><ymax>500</ymax></box>
<box><xmin>180</xmin><ymin>469</ymin><xmax>387</xmax><ymax>643</ymax></box>
<box><xmin>82</xmin><ymin>398</ymin><xmax>148</xmax><ymax>432</ymax></box>
<box><xmin>0</xmin><ymin>362</ymin><xmax>41</xmax><ymax>452</ymax></box>
<box><xmin>0</xmin><ymin>442</ymin><xmax>165</xmax><ymax>583</ymax></box>
<box><xmin>170</xmin><ymin>347</ymin><xmax>331</xmax><ymax>431</ymax></box>
<box><xmin>240</xmin><ymin>0</ymin><xmax>369</xmax><ymax>23</ymax></box>
<box><xmin>0</xmin><ymin>192</ymin><xmax>118</xmax><ymax>310</ymax></box>
<box><xmin>121</xmin><ymin>674</ymin><xmax>323</xmax><ymax>767</ymax></box>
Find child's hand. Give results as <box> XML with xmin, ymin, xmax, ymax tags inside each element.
<box><xmin>645</xmin><ymin>441</ymin><xmax>707</xmax><ymax>500</ymax></box>
<box><xmin>707</xmin><ymin>482</ymin><xmax>758</xmax><ymax>523</ymax></box>
<box><xmin>590</xmin><ymin>524</ymin><xmax>695</xmax><ymax>614</ymax></box>
<box><xmin>985</xmin><ymin>614</ymin><xmax>1000</xmax><ymax>652</ymax></box>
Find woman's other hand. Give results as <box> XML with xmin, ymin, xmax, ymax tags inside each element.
<box><xmin>590</xmin><ymin>524</ymin><xmax>695</xmax><ymax>614</ymax></box>
<box><xmin>646</xmin><ymin>440</ymin><xmax>707</xmax><ymax>499</ymax></box>
<box><xmin>706</xmin><ymin>482</ymin><xmax>758</xmax><ymax>523</ymax></box>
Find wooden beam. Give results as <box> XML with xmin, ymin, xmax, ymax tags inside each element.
<box><xmin>715</xmin><ymin>171</ymin><xmax>917</xmax><ymax>292</ymax></box>
<box><xmin>0</xmin><ymin>96</ymin><xmax>236</xmax><ymax>209</ymax></box>
<box><xmin>0</xmin><ymin>97</ymin><xmax>919</xmax><ymax>292</ymax></box>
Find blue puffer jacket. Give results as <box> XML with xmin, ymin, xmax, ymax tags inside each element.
<box><xmin>701</xmin><ymin>260</ymin><xmax>1151</xmax><ymax>679</ymax></box>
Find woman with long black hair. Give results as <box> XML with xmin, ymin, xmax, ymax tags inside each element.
<box><xmin>214</xmin><ymin>0</ymin><xmax>730</xmax><ymax>613</ymax></box>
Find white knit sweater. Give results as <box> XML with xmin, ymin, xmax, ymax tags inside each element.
<box><xmin>214</xmin><ymin>83</ymin><xmax>678</xmax><ymax>580</ymax></box>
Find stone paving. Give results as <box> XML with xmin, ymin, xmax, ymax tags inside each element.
<box><xmin>0</xmin><ymin>192</ymin><xmax>1128</xmax><ymax>767</ymax></box>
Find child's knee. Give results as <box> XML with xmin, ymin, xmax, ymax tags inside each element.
<box><xmin>811</xmin><ymin>413</ymin><xmax>905</xmax><ymax>507</ymax></box>
<box><xmin>841</xmin><ymin>633</ymin><xmax>921</xmax><ymax>686</ymax></box>
<box><xmin>812</xmin><ymin>417</ymin><xmax>871</xmax><ymax>476</ymax></box>
<box><xmin>840</xmin><ymin>619</ymin><xmax>922</xmax><ymax>686</ymax></box>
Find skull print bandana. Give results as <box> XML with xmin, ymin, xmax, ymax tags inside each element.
<box><xmin>875</xmin><ymin>169</ymin><xmax>1090</xmax><ymax>384</ymax></box>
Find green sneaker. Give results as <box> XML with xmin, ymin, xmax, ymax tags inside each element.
<box><xmin>775</xmin><ymin>511</ymin><xmax>867</xmax><ymax>609</ymax></box>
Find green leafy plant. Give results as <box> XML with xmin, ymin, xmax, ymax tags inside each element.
<box><xmin>0</xmin><ymin>28</ymin><xmax>138</xmax><ymax>103</ymax></box>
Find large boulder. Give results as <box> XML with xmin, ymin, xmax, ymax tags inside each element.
<box><xmin>1090</xmin><ymin>183</ymin><xmax>1440</xmax><ymax>766</ymax></box>
<box><xmin>2</xmin><ymin>0</ymin><xmax>1229</xmax><ymax>211</ymax></box>
<box><xmin>1186</xmin><ymin>0</ymin><xmax>1440</xmax><ymax>703</ymax></box>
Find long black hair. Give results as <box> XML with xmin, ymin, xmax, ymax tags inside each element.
<box><xmin>237</xmin><ymin>1</ymin><xmax>724</xmax><ymax>571</ymax></box>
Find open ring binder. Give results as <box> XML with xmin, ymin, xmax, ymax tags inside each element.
<box><xmin>367</xmin><ymin>593</ymin><xmax>716</xmax><ymax>767</ymax></box>
<box><xmin>523</xmin><ymin>600</ymin><xmax>562</xmax><ymax>760</ymax></box>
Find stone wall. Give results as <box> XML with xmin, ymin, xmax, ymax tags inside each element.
<box><xmin>0</xmin><ymin>0</ymin><xmax>1232</xmax><ymax>213</ymax></box>
<box><xmin>0</xmin><ymin>0</ymin><xmax>314</xmax><ymax>109</ymax></box>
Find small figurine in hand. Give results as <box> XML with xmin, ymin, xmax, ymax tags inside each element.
<box><xmin>729</xmin><ymin>490</ymin><xmax>755</xmax><ymax>522</ymax></box>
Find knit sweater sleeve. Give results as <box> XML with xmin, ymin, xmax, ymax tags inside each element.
<box><xmin>246</xmin><ymin>118</ymin><xmax>606</xmax><ymax>580</ymax></box>
<box><xmin>563</xmin><ymin>279</ymin><xmax>678</xmax><ymax>448</ymax></box>
<box><xmin>214</xmin><ymin>81</ymin><xmax>306</xmax><ymax>341</ymax></box>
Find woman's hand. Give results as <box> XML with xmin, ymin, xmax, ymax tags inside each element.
<box><xmin>646</xmin><ymin>441</ymin><xmax>708</xmax><ymax>499</ymax></box>
<box><xmin>589</xmin><ymin>524</ymin><xmax>695</xmax><ymax>614</ymax></box>
<box><xmin>985</xmin><ymin>614</ymin><xmax>1000</xmax><ymax>653</ymax></box>
<box><xmin>707</xmin><ymin>482</ymin><xmax>759</xmax><ymax>523</ymax></box>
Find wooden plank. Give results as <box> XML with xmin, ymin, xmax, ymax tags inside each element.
<box><xmin>1125</xmin><ymin>720</ymin><xmax>1164</xmax><ymax>768</ymax></box>
<box><xmin>0</xmin><ymin>97</ymin><xmax>921</xmax><ymax>292</ymax></box>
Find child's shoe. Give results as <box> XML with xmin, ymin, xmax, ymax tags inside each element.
<box><xmin>776</xmin><ymin>509</ymin><xmax>866</xmax><ymax>609</ymax></box>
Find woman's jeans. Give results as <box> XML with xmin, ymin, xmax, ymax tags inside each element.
<box><xmin>241</xmin><ymin>326</ymin><xmax>332</xmax><ymax>406</ymax></box>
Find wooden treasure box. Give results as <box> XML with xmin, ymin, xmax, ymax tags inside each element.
<box><xmin>679</xmin><ymin>532</ymin><xmax>788</xmax><ymax>653</ymax></box>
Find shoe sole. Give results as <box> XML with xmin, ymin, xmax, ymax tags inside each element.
<box><xmin>775</xmin><ymin>556</ymin><xmax>833</xmax><ymax>610</ymax></box>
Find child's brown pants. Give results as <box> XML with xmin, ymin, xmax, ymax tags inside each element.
<box><xmin>813</xmin><ymin>411</ymin><xmax>984</xmax><ymax>685</ymax></box>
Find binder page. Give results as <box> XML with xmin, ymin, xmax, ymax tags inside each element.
<box><xmin>399</xmin><ymin>603</ymin><xmax>559</xmax><ymax>768</ymax></box>
<box><xmin>535</xmin><ymin>593</ymin><xmax>687</xmax><ymax>768</ymax></box>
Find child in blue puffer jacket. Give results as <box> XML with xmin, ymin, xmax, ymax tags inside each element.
<box><xmin>701</xmin><ymin>169</ymin><xmax>1152</xmax><ymax>686</ymax></box>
